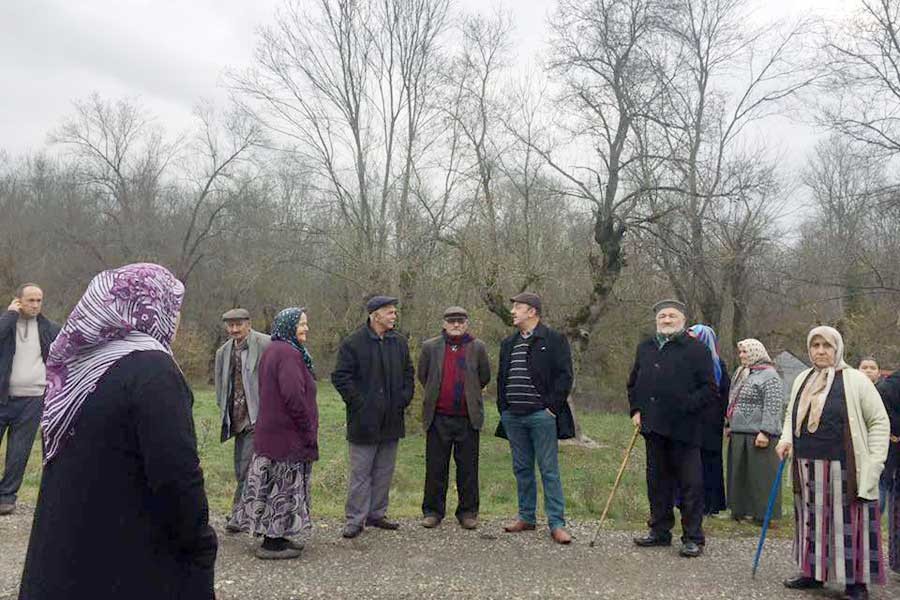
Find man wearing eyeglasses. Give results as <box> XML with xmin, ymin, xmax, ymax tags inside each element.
<box><xmin>417</xmin><ymin>306</ymin><xmax>491</xmax><ymax>530</ymax></box>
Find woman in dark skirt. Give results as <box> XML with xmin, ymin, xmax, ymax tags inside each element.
<box><xmin>19</xmin><ymin>263</ymin><xmax>217</xmax><ymax>600</ymax></box>
<box><xmin>776</xmin><ymin>326</ymin><xmax>890</xmax><ymax>600</ymax></box>
<box><xmin>725</xmin><ymin>338</ymin><xmax>784</xmax><ymax>523</ymax></box>
<box><xmin>874</xmin><ymin>367</ymin><xmax>900</xmax><ymax>575</ymax></box>
<box><xmin>686</xmin><ymin>324</ymin><xmax>729</xmax><ymax>515</ymax></box>
<box><xmin>232</xmin><ymin>307</ymin><xmax>318</xmax><ymax>559</ymax></box>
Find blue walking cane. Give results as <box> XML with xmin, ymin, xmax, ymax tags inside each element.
<box><xmin>751</xmin><ymin>457</ymin><xmax>787</xmax><ymax>579</ymax></box>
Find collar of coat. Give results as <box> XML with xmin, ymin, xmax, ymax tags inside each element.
<box><xmin>517</xmin><ymin>321</ymin><xmax>548</xmax><ymax>340</ymax></box>
<box><xmin>365</xmin><ymin>322</ymin><xmax>400</xmax><ymax>341</ymax></box>
<box><xmin>652</xmin><ymin>330</ymin><xmax>689</xmax><ymax>348</ymax></box>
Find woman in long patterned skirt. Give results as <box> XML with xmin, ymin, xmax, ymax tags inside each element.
<box><xmin>233</xmin><ymin>307</ymin><xmax>318</xmax><ymax>560</ymax></box>
<box><xmin>776</xmin><ymin>326</ymin><xmax>890</xmax><ymax>600</ymax></box>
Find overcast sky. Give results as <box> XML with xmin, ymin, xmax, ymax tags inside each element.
<box><xmin>1</xmin><ymin>0</ymin><xmax>853</xmax><ymax>160</ymax></box>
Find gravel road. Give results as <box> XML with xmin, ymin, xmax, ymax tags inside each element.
<box><xmin>1</xmin><ymin>507</ymin><xmax>897</xmax><ymax>599</ymax></box>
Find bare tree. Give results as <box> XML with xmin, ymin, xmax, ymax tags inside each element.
<box><xmin>232</xmin><ymin>0</ymin><xmax>452</xmax><ymax>318</ymax></box>
<box><xmin>440</xmin><ymin>9</ymin><xmax>525</xmax><ymax>325</ymax></box>
<box><xmin>50</xmin><ymin>93</ymin><xmax>179</xmax><ymax>264</ymax></box>
<box><xmin>170</xmin><ymin>102</ymin><xmax>263</xmax><ymax>284</ymax></box>
<box><xmin>820</xmin><ymin>0</ymin><xmax>900</xmax><ymax>157</ymax></box>
<box><xmin>647</xmin><ymin>0</ymin><xmax>816</xmax><ymax>330</ymax></box>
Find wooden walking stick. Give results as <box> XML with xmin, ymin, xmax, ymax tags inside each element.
<box><xmin>589</xmin><ymin>425</ymin><xmax>641</xmax><ymax>547</ymax></box>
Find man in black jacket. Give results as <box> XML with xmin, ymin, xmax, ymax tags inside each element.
<box><xmin>627</xmin><ymin>299</ymin><xmax>716</xmax><ymax>557</ymax></box>
<box><xmin>497</xmin><ymin>292</ymin><xmax>574</xmax><ymax>544</ymax></box>
<box><xmin>332</xmin><ymin>295</ymin><xmax>415</xmax><ymax>539</ymax></box>
<box><xmin>0</xmin><ymin>283</ymin><xmax>61</xmax><ymax>515</ymax></box>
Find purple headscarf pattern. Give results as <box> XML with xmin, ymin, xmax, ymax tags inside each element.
<box><xmin>42</xmin><ymin>263</ymin><xmax>185</xmax><ymax>463</ymax></box>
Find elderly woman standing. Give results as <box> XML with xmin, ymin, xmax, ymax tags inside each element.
<box><xmin>725</xmin><ymin>339</ymin><xmax>784</xmax><ymax>523</ymax></box>
<box><xmin>19</xmin><ymin>264</ymin><xmax>217</xmax><ymax>600</ymax></box>
<box><xmin>232</xmin><ymin>307</ymin><xmax>318</xmax><ymax>560</ymax></box>
<box><xmin>776</xmin><ymin>326</ymin><xmax>890</xmax><ymax>600</ymax></box>
<box><xmin>686</xmin><ymin>324</ymin><xmax>729</xmax><ymax>516</ymax></box>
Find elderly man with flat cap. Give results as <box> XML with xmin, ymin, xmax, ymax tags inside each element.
<box><xmin>214</xmin><ymin>307</ymin><xmax>271</xmax><ymax>531</ymax></box>
<box><xmin>497</xmin><ymin>292</ymin><xmax>575</xmax><ymax>544</ymax></box>
<box><xmin>332</xmin><ymin>295</ymin><xmax>415</xmax><ymax>539</ymax></box>
<box><xmin>627</xmin><ymin>299</ymin><xmax>716</xmax><ymax>557</ymax></box>
<box><xmin>417</xmin><ymin>306</ymin><xmax>491</xmax><ymax>530</ymax></box>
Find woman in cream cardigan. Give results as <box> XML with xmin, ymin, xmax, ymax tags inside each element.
<box><xmin>775</xmin><ymin>326</ymin><xmax>889</xmax><ymax>600</ymax></box>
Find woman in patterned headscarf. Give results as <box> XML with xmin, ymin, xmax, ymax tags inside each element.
<box><xmin>232</xmin><ymin>307</ymin><xmax>318</xmax><ymax>560</ymax></box>
<box><xmin>724</xmin><ymin>338</ymin><xmax>784</xmax><ymax>523</ymax></box>
<box><xmin>777</xmin><ymin>326</ymin><xmax>890</xmax><ymax>600</ymax></box>
<box><xmin>19</xmin><ymin>263</ymin><xmax>217</xmax><ymax>600</ymax></box>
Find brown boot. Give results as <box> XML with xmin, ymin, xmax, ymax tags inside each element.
<box><xmin>421</xmin><ymin>516</ymin><xmax>441</xmax><ymax>528</ymax></box>
<box><xmin>503</xmin><ymin>519</ymin><xmax>536</xmax><ymax>533</ymax></box>
<box><xmin>551</xmin><ymin>527</ymin><xmax>572</xmax><ymax>545</ymax></box>
<box><xmin>459</xmin><ymin>516</ymin><xmax>478</xmax><ymax>530</ymax></box>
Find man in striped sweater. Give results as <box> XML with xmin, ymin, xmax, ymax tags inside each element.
<box><xmin>497</xmin><ymin>292</ymin><xmax>574</xmax><ymax>544</ymax></box>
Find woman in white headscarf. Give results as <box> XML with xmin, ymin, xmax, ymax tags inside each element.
<box><xmin>725</xmin><ymin>339</ymin><xmax>784</xmax><ymax>523</ymax></box>
<box><xmin>776</xmin><ymin>326</ymin><xmax>890</xmax><ymax>600</ymax></box>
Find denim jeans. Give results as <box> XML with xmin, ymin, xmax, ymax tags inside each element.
<box><xmin>501</xmin><ymin>409</ymin><xmax>566</xmax><ymax>530</ymax></box>
<box><xmin>0</xmin><ymin>395</ymin><xmax>43</xmax><ymax>505</ymax></box>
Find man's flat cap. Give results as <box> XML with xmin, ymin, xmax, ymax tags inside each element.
<box><xmin>510</xmin><ymin>292</ymin><xmax>542</xmax><ymax>313</ymax></box>
<box><xmin>443</xmin><ymin>306</ymin><xmax>469</xmax><ymax>319</ymax></box>
<box><xmin>652</xmin><ymin>299</ymin><xmax>687</xmax><ymax>316</ymax></box>
<box><xmin>222</xmin><ymin>308</ymin><xmax>251</xmax><ymax>321</ymax></box>
<box><xmin>366</xmin><ymin>295</ymin><xmax>399</xmax><ymax>313</ymax></box>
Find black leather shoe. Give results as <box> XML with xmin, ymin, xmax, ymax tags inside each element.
<box><xmin>633</xmin><ymin>532</ymin><xmax>672</xmax><ymax>547</ymax></box>
<box><xmin>341</xmin><ymin>524</ymin><xmax>363</xmax><ymax>539</ymax></box>
<box><xmin>679</xmin><ymin>541</ymin><xmax>703</xmax><ymax>557</ymax></box>
<box><xmin>844</xmin><ymin>583</ymin><xmax>869</xmax><ymax>600</ymax></box>
<box><xmin>366</xmin><ymin>517</ymin><xmax>400</xmax><ymax>530</ymax></box>
<box><xmin>783</xmin><ymin>575</ymin><xmax>823</xmax><ymax>589</ymax></box>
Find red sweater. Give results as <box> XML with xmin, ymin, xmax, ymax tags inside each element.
<box><xmin>435</xmin><ymin>335</ymin><xmax>469</xmax><ymax>417</ymax></box>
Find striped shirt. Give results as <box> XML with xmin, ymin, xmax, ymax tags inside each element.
<box><xmin>505</xmin><ymin>333</ymin><xmax>543</xmax><ymax>414</ymax></box>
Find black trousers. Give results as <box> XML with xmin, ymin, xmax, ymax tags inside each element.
<box><xmin>645</xmin><ymin>432</ymin><xmax>705</xmax><ymax>545</ymax></box>
<box><xmin>422</xmin><ymin>414</ymin><xmax>479</xmax><ymax>520</ymax></box>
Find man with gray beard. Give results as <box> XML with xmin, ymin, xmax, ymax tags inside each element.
<box><xmin>627</xmin><ymin>299</ymin><xmax>716</xmax><ymax>557</ymax></box>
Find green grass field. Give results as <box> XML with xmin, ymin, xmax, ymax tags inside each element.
<box><xmin>9</xmin><ymin>384</ymin><xmax>794</xmax><ymax>539</ymax></box>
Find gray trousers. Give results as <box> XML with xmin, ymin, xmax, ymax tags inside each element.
<box><xmin>0</xmin><ymin>396</ymin><xmax>43</xmax><ymax>505</ymax></box>
<box><xmin>345</xmin><ymin>440</ymin><xmax>399</xmax><ymax>527</ymax></box>
<box><xmin>230</xmin><ymin>429</ymin><xmax>255</xmax><ymax>514</ymax></box>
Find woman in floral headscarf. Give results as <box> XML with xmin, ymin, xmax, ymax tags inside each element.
<box><xmin>777</xmin><ymin>326</ymin><xmax>890</xmax><ymax>600</ymax></box>
<box><xmin>19</xmin><ymin>264</ymin><xmax>216</xmax><ymax>600</ymax></box>
<box><xmin>232</xmin><ymin>307</ymin><xmax>318</xmax><ymax>560</ymax></box>
<box><xmin>725</xmin><ymin>338</ymin><xmax>784</xmax><ymax>523</ymax></box>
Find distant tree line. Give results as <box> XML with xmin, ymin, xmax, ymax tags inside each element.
<box><xmin>2</xmin><ymin>0</ymin><xmax>899</xmax><ymax>410</ymax></box>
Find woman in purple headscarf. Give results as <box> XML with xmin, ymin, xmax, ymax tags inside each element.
<box><xmin>19</xmin><ymin>264</ymin><xmax>216</xmax><ymax>600</ymax></box>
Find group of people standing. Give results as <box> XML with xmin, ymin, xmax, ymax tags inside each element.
<box><xmin>627</xmin><ymin>299</ymin><xmax>900</xmax><ymax>600</ymax></box>
<box><xmin>212</xmin><ymin>290</ymin><xmax>576</xmax><ymax>559</ymax></box>
<box><xmin>1</xmin><ymin>262</ymin><xmax>898</xmax><ymax>599</ymax></box>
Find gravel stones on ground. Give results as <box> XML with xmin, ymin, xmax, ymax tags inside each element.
<box><xmin>1</xmin><ymin>509</ymin><xmax>898</xmax><ymax>599</ymax></box>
